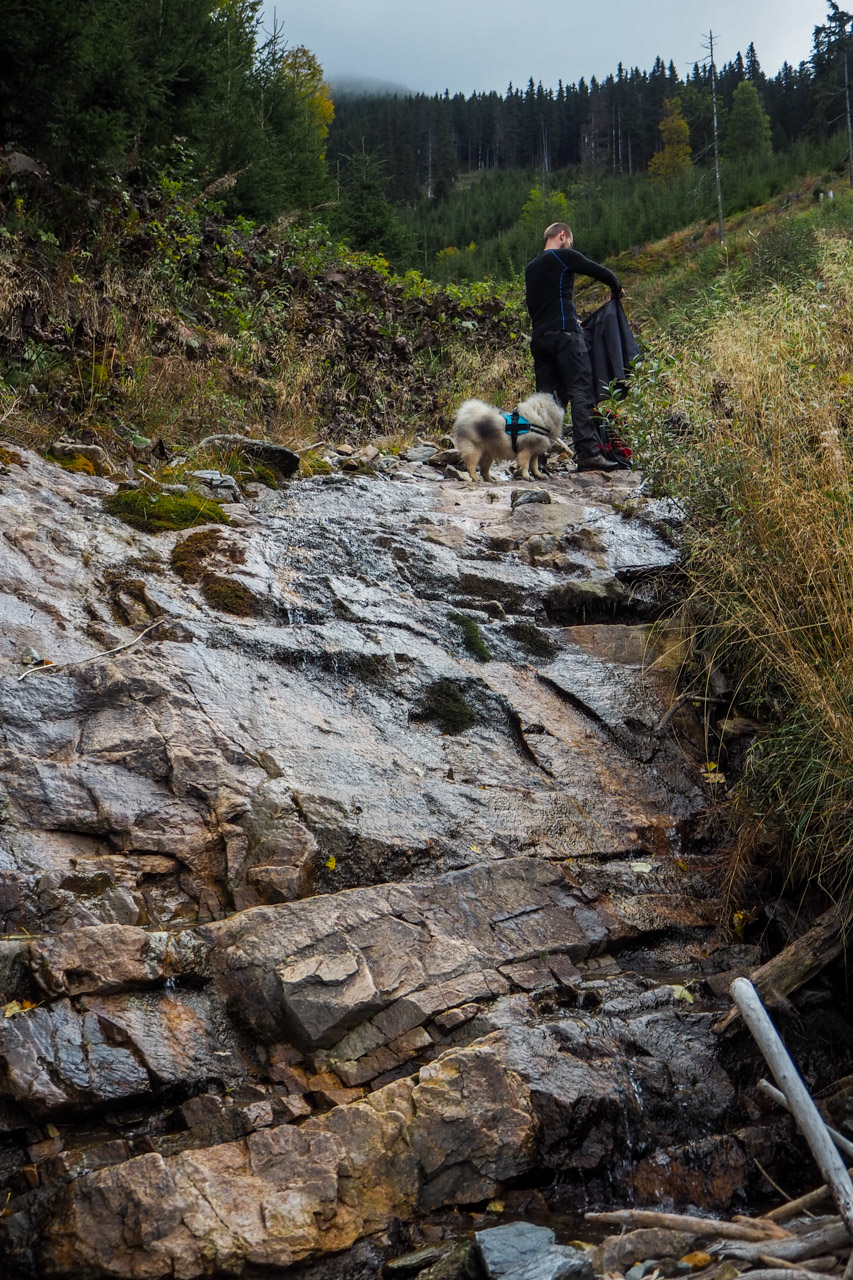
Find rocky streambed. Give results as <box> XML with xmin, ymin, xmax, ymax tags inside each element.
<box><xmin>0</xmin><ymin>443</ymin><xmax>830</xmax><ymax>1278</ymax></box>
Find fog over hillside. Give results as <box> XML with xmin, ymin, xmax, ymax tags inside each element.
<box><xmin>330</xmin><ymin>75</ymin><xmax>414</xmax><ymax>97</ymax></box>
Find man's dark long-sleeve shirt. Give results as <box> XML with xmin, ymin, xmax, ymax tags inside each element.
<box><xmin>525</xmin><ymin>247</ymin><xmax>621</xmax><ymax>340</ymax></box>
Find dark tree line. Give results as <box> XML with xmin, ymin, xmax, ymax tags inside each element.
<box><xmin>0</xmin><ymin>0</ymin><xmax>333</xmax><ymax>220</ymax></box>
<box><xmin>2</xmin><ymin>0</ymin><xmax>851</xmax><ymax>253</ymax></box>
<box><xmin>328</xmin><ymin>20</ymin><xmax>853</xmax><ymax>204</ymax></box>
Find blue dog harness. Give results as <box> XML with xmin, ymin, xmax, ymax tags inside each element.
<box><xmin>503</xmin><ymin>410</ymin><xmax>550</xmax><ymax>452</ymax></box>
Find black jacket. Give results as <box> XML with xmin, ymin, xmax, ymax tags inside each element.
<box><xmin>581</xmin><ymin>296</ymin><xmax>640</xmax><ymax>400</ymax></box>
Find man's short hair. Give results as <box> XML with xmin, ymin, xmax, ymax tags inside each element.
<box><xmin>543</xmin><ymin>222</ymin><xmax>572</xmax><ymax>246</ymax></box>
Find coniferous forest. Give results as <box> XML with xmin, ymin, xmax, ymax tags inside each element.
<box><xmin>326</xmin><ymin>6</ymin><xmax>853</xmax><ymax>277</ymax></box>
<box><xmin>2</xmin><ymin>0</ymin><xmax>852</xmax><ymax>280</ymax></box>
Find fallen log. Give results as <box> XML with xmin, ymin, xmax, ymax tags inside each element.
<box><xmin>730</xmin><ymin>978</ymin><xmax>853</xmax><ymax>1251</ymax></box>
<box><xmin>735</xmin><ymin>1215</ymin><xmax>792</xmax><ymax>1239</ymax></box>
<box><xmin>712</xmin><ymin>1220</ymin><xmax>852</xmax><ymax>1262</ymax></box>
<box><xmin>714</xmin><ymin>908</ymin><xmax>845</xmax><ymax>1036</ymax></box>
<box><xmin>759</xmin><ymin>1259</ymin><xmax>839</xmax><ymax>1274</ymax></box>
<box><xmin>584</xmin><ymin>1209</ymin><xmax>789</xmax><ymax>1242</ymax></box>
<box><xmin>759</xmin><ymin>1079</ymin><xmax>853</xmax><ymax>1162</ymax></box>
<box><xmin>687</xmin><ymin>1257</ymin><xmax>842</xmax><ymax>1280</ymax></box>
<box><xmin>736</xmin><ymin>1270</ymin><xmax>843</xmax><ymax>1280</ymax></box>
<box><xmin>765</xmin><ymin>1181</ymin><xmax>852</xmax><ymax>1223</ymax></box>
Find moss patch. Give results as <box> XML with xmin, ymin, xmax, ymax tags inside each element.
<box><xmin>0</xmin><ymin>447</ymin><xmax>24</xmax><ymax>468</ymax></box>
<box><xmin>249</xmin><ymin>463</ymin><xmax>279</xmax><ymax>489</ymax></box>
<box><xmin>449</xmin><ymin>611</ymin><xmax>492</xmax><ymax>662</ymax></box>
<box><xmin>506</xmin><ymin>621</ymin><xmax>560</xmax><ymax>659</ymax></box>
<box><xmin>104</xmin><ymin>488</ymin><xmax>229</xmax><ymax>533</ymax></box>
<box><xmin>49</xmin><ymin>451</ymin><xmax>95</xmax><ymax>474</ymax></box>
<box><xmin>413</xmin><ymin>679</ymin><xmax>477</xmax><ymax>735</ymax></box>
<box><xmin>200</xmin><ymin>573</ymin><xmax>263</xmax><ymax>616</ymax></box>
<box><xmin>171</xmin><ymin>528</ymin><xmax>245</xmax><ymax>583</ymax></box>
<box><xmin>300</xmin><ymin>451</ymin><xmax>332</xmax><ymax>476</ymax></box>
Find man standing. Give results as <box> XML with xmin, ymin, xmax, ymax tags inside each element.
<box><xmin>525</xmin><ymin>222</ymin><xmax>622</xmax><ymax>472</ymax></box>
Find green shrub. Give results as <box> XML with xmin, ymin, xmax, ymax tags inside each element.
<box><xmin>742</xmin><ymin>217</ymin><xmax>820</xmax><ymax>288</ymax></box>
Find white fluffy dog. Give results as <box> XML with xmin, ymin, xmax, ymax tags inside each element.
<box><xmin>453</xmin><ymin>392</ymin><xmax>566</xmax><ymax>482</ymax></box>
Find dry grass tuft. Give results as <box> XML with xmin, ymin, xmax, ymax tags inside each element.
<box><xmin>636</xmin><ymin>229</ymin><xmax>853</xmax><ymax>911</ymax></box>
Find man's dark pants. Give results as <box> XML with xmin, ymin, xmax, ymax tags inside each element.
<box><xmin>530</xmin><ymin>328</ymin><xmax>604</xmax><ymax>458</ymax></box>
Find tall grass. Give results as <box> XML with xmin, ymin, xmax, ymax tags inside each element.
<box><xmin>631</xmin><ymin>215</ymin><xmax>853</xmax><ymax>908</ymax></box>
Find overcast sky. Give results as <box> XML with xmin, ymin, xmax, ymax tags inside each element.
<box><xmin>262</xmin><ymin>0</ymin><xmax>831</xmax><ymax>96</ymax></box>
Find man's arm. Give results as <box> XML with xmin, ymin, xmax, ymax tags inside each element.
<box><xmin>557</xmin><ymin>247</ymin><xmax>621</xmax><ymax>294</ymax></box>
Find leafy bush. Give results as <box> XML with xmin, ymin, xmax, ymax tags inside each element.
<box><xmin>741</xmin><ymin>217</ymin><xmax>820</xmax><ymax>288</ymax></box>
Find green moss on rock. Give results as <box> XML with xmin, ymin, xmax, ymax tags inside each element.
<box><xmin>50</xmin><ymin>452</ymin><xmax>95</xmax><ymax>474</ymax></box>
<box><xmin>300</xmin><ymin>451</ymin><xmax>332</xmax><ymax>476</ymax></box>
<box><xmin>200</xmin><ymin>573</ymin><xmax>262</xmax><ymax>616</ymax></box>
<box><xmin>507</xmin><ymin>621</ymin><xmax>559</xmax><ymax>659</ymax></box>
<box><xmin>449</xmin><ymin>611</ymin><xmax>492</xmax><ymax>662</ymax></box>
<box><xmin>250</xmin><ymin>463</ymin><xmax>279</xmax><ymax>489</ymax></box>
<box><xmin>413</xmin><ymin>679</ymin><xmax>477</xmax><ymax>735</ymax></box>
<box><xmin>104</xmin><ymin>488</ymin><xmax>229</xmax><ymax>533</ymax></box>
<box><xmin>171</xmin><ymin>528</ymin><xmax>245</xmax><ymax>583</ymax></box>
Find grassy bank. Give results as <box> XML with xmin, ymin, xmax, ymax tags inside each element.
<box><xmin>626</xmin><ymin>190</ymin><xmax>853</xmax><ymax>910</ymax></box>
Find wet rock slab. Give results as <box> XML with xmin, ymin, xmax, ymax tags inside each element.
<box><xmin>0</xmin><ymin>449</ymin><xmax>698</xmax><ymax>936</ymax></box>
<box><xmin>0</xmin><ymin>856</ymin><xmax>619</xmax><ymax>1115</ymax></box>
<box><xmin>0</xmin><ymin>444</ymin><xmax>744</xmax><ymax>1278</ymax></box>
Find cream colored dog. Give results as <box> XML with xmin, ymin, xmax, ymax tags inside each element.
<box><xmin>453</xmin><ymin>392</ymin><xmax>566</xmax><ymax>481</ymax></box>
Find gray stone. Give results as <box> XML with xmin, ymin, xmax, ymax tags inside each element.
<box><xmin>426</xmin><ymin>448</ymin><xmax>462</xmax><ymax>468</ymax></box>
<box><xmin>476</xmin><ymin>1223</ymin><xmax>557</xmax><ymax>1277</ymax></box>
<box><xmin>195</xmin><ymin>434</ymin><xmax>300</xmax><ymax>479</ymax></box>
<box><xmin>187</xmin><ymin>469</ymin><xmax>243</xmax><ymax>500</ymax></box>
<box><xmin>510</xmin><ymin>488</ymin><xmax>552</xmax><ymax>508</ymax></box>
<box><xmin>276</xmin><ymin>943</ymin><xmax>384</xmax><ymax>1049</ymax></box>
<box><xmin>476</xmin><ymin>1223</ymin><xmax>595</xmax><ymax>1280</ymax></box>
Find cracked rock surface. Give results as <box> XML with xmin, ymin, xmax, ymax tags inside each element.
<box><xmin>0</xmin><ymin>447</ymin><xmax>753</xmax><ymax>1278</ymax></box>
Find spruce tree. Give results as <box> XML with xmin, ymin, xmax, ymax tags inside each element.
<box><xmin>0</xmin><ymin>0</ymin><xmax>333</xmax><ymax>219</ymax></box>
<box><xmin>333</xmin><ymin>150</ymin><xmax>413</xmax><ymax>264</ymax></box>
<box><xmin>724</xmin><ymin>80</ymin><xmax>773</xmax><ymax>161</ymax></box>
